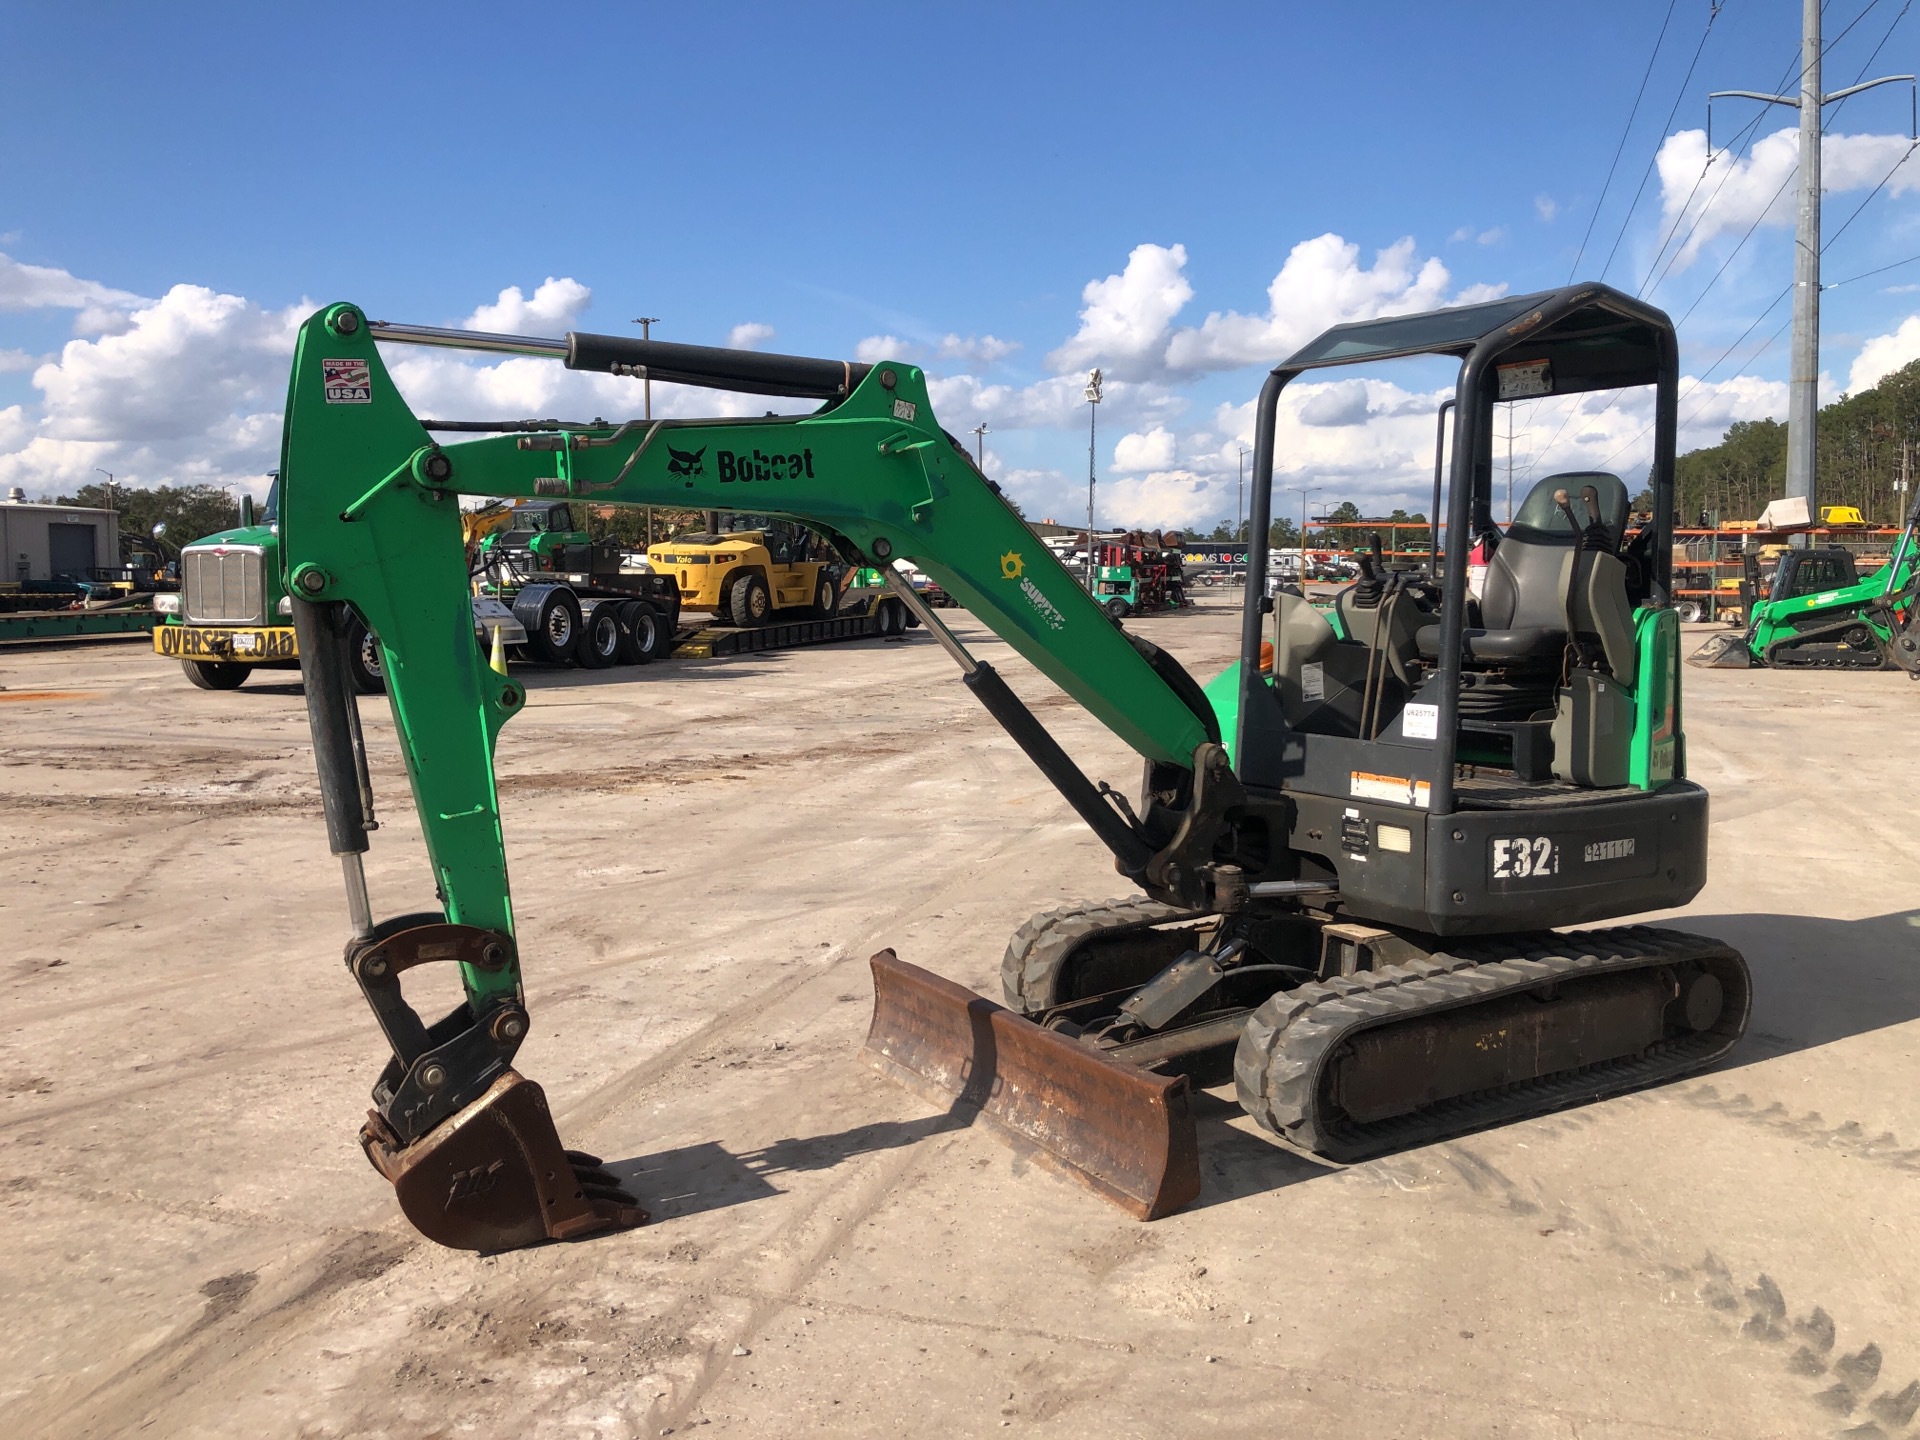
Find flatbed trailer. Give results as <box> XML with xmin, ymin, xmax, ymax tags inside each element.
<box><xmin>670</xmin><ymin>589</ymin><xmax>919</xmax><ymax>658</ymax></box>
<box><xmin>0</xmin><ymin>604</ymin><xmax>161</xmax><ymax>644</ymax></box>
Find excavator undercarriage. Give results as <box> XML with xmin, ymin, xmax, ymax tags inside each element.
<box><xmin>275</xmin><ymin>281</ymin><xmax>1751</xmax><ymax>1250</ymax></box>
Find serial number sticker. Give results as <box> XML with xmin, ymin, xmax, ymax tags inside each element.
<box><xmin>1402</xmin><ymin>702</ymin><xmax>1438</xmax><ymax>740</ymax></box>
<box><xmin>1584</xmin><ymin>838</ymin><xmax>1636</xmax><ymax>863</ymax></box>
<box><xmin>322</xmin><ymin>357</ymin><xmax>373</xmax><ymax>404</ymax></box>
<box><xmin>892</xmin><ymin>397</ymin><xmax>918</xmax><ymax>422</ymax></box>
<box><xmin>1492</xmin><ymin>836</ymin><xmax>1559</xmax><ymax>879</ymax></box>
<box><xmin>1350</xmin><ymin>771</ymin><xmax>1431</xmax><ymax>808</ymax></box>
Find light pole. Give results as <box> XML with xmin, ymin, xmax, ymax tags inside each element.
<box><xmin>93</xmin><ymin>468</ymin><xmax>116</xmax><ymax>517</ymax></box>
<box><xmin>1084</xmin><ymin>369</ymin><xmax>1103</xmax><ymax>589</ymax></box>
<box><xmin>972</xmin><ymin>422</ymin><xmax>990</xmax><ymax>470</ymax></box>
<box><xmin>1286</xmin><ymin>485</ymin><xmax>1322</xmax><ymax>589</ymax></box>
<box><xmin>632</xmin><ymin>316</ymin><xmax>662</xmax><ymax>544</ymax></box>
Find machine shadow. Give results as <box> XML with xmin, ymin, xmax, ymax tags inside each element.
<box><xmin>1673</xmin><ymin>908</ymin><xmax>1920</xmax><ymax>1069</ymax></box>
<box><xmin>603</xmin><ymin>1107</ymin><xmax>976</xmax><ymax>1222</ymax></box>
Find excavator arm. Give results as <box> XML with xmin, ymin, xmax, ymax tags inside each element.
<box><xmin>278</xmin><ymin>303</ymin><xmax>1230</xmax><ymax>1248</ymax></box>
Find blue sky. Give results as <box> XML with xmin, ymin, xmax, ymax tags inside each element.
<box><xmin>4</xmin><ymin>1</ymin><xmax>1919</xmax><ymax>528</ymax></box>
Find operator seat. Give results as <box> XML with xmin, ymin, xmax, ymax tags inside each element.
<box><xmin>1416</xmin><ymin>472</ymin><xmax>1634</xmax><ymax>682</ymax></box>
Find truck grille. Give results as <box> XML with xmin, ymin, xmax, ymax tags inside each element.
<box><xmin>182</xmin><ymin>545</ymin><xmax>268</xmax><ymax>625</ymax></box>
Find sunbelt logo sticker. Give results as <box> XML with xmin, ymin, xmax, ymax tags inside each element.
<box><xmin>1000</xmin><ymin>551</ymin><xmax>1065</xmax><ymax>631</ymax></box>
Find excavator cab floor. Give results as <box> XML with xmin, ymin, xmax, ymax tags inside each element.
<box><xmin>863</xmin><ymin>949</ymin><xmax>1202</xmax><ymax>1220</ymax></box>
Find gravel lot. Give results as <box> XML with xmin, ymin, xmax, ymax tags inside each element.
<box><xmin>4</xmin><ymin>606</ymin><xmax>1917</xmax><ymax>1439</ymax></box>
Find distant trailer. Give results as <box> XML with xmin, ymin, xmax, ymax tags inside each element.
<box><xmin>0</xmin><ymin>604</ymin><xmax>160</xmax><ymax>643</ymax></box>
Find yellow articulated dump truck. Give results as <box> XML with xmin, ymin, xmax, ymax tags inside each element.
<box><xmin>646</xmin><ymin>511</ymin><xmax>841</xmax><ymax>626</ymax></box>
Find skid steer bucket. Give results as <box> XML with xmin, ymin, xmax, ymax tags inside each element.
<box><xmin>361</xmin><ymin>1071</ymin><xmax>648</xmax><ymax>1252</ymax></box>
<box><xmin>1687</xmin><ymin>632</ymin><xmax>1753</xmax><ymax>668</ymax></box>
<box><xmin>863</xmin><ymin>950</ymin><xmax>1202</xmax><ymax>1220</ymax></box>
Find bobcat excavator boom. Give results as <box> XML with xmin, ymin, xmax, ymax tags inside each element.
<box><xmin>281</xmin><ymin>285</ymin><xmax>1747</xmax><ymax>1250</ymax></box>
<box><xmin>278</xmin><ymin>304</ymin><xmax>1222</xmax><ymax>1247</ymax></box>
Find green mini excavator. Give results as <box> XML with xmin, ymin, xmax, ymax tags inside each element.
<box><xmin>278</xmin><ymin>285</ymin><xmax>1748</xmax><ymax>1249</ymax></box>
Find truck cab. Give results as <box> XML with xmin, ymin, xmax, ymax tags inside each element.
<box><xmin>151</xmin><ymin>475</ymin><xmax>387</xmax><ymax>693</ymax></box>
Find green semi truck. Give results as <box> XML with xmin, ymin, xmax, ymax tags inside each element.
<box><xmin>151</xmin><ymin>477</ymin><xmax>388</xmax><ymax>692</ymax></box>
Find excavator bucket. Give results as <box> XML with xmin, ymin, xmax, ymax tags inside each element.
<box><xmin>1687</xmin><ymin>632</ymin><xmax>1753</xmax><ymax>668</ymax></box>
<box><xmin>863</xmin><ymin>950</ymin><xmax>1201</xmax><ymax>1220</ymax></box>
<box><xmin>361</xmin><ymin>1071</ymin><xmax>648</xmax><ymax>1252</ymax></box>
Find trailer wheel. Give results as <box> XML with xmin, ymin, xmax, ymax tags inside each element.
<box><xmin>871</xmin><ymin>598</ymin><xmax>898</xmax><ymax>635</ymax></box>
<box><xmin>527</xmin><ymin>587</ymin><xmax>581</xmax><ymax>663</ymax></box>
<box><xmin>182</xmin><ymin>659</ymin><xmax>248</xmax><ymax>690</ymax></box>
<box><xmin>727</xmin><ymin>571</ymin><xmax>772</xmax><ymax>627</ymax></box>
<box><xmin>617</xmin><ymin>600</ymin><xmax>667</xmax><ymax>664</ymax></box>
<box><xmin>345</xmin><ymin>619</ymin><xmax>387</xmax><ymax>695</ymax></box>
<box><xmin>577</xmin><ymin>603</ymin><xmax>621</xmax><ymax>668</ymax></box>
<box><xmin>1104</xmin><ymin>596</ymin><xmax>1131</xmax><ymax>620</ymax></box>
<box><xmin>1677</xmin><ymin>600</ymin><xmax>1706</xmax><ymax>624</ymax></box>
<box><xmin>810</xmin><ymin>573</ymin><xmax>839</xmax><ymax>619</ymax></box>
<box><xmin>902</xmin><ymin>601</ymin><xmax>921</xmax><ymax>628</ymax></box>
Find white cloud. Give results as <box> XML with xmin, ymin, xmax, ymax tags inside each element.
<box><xmin>938</xmin><ymin>333</ymin><xmax>1019</xmax><ymax>364</ymax></box>
<box><xmin>0</xmin><ymin>268</ymin><xmax>798</xmax><ymax>499</ymax></box>
<box><xmin>0</xmin><ymin>348</ymin><xmax>35</xmax><ymax>373</ymax></box>
<box><xmin>855</xmin><ymin>334</ymin><xmax>919</xmax><ymax>363</ymax></box>
<box><xmin>1451</xmin><ymin>225</ymin><xmax>1507</xmax><ymax>246</ymax></box>
<box><xmin>1047</xmin><ymin>242</ymin><xmax>1194</xmax><ymax>379</ymax></box>
<box><xmin>0</xmin><ymin>251</ymin><xmax>148</xmax><ymax>316</ymax></box>
<box><xmin>1656</xmin><ymin>127</ymin><xmax>1920</xmax><ymax>271</ymax></box>
<box><xmin>1112</xmin><ymin>425</ymin><xmax>1177</xmax><ymax>472</ymax></box>
<box><xmin>464</xmin><ymin>277</ymin><xmax>592</xmax><ymax>334</ymax></box>
<box><xmin>1164</xmin><ymin>235</ymin><xmax>1485</xmax><ymax>374</ymax></box>
<box><xmin>728</xmin><ymin>321</ymin><xmax>776</xmax><ymax>351</ymax></box>
<box><xmin>1101</xmin><ymin>469</ymin><xmax>1224</xmax><ymax>530</ymax></box>
<box><xmin>1535</xmin><ymin>195</ymin><xmax>1558</xmax><ymax>222</ymax></box>
<box><xmin>1849</xmin><ymin>313</ymin><xmax>1920</xmax><ymax>391</ymax></box>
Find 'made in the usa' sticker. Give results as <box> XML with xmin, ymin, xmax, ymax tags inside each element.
<box><xmin>322</xmin><ymin>358</ymin><xmax>372</xmax><ymax>403</ymax></box>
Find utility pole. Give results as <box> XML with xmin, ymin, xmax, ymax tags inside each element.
<box><xmin>1286</xmin><ymin>485</ymin><xmax>1321</xmax><ymax>589</ymax></box>
<box><xmin>1084</xmin><ymin>370</ymin><xmax>1103</xmax><ymax>590</ymax></box>
<box><xmin>92</xmin><ymin>468</ymin><xmax>115</xmax><ymax>518</ymax></box>
<box><xmin>972</xmin><ymin>422</ymin><xmax>990</xmax><ymax>470</ymax></box>
<box><xmin>1712</xmin><ymin>8</ymin><xmax>1912</xmax><ymax>545</ymax></box>
<box><xmin>631</xmin><ymin>316</ymin><xmax>662</xmax><ymax>545</ymax></box>
<box><xmin>1237</xmin><ymin>445</ymin><xmax>1251</xmax><ymax>543</ymax></box>
<box><xmin>1504</xmin><ymin>407</ymin><xmax>1514</xmax><ymax>524</ymax></box>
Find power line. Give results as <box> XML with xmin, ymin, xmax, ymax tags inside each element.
<box><xmin>1600</xmin><ymin>2</ymin><xmax>1724</xmax><ymax>283</ymax></box>
<box><xmin>1569</xmin><ymin>0</ymin><xmax>1682</xmax><ymax>282</ymax></box>
<box><xmin>1674</xmin><ymin>164</ymin><xmax>1800</xmax><ymax>329</ymax></box>
<box><xmin>1823</xmin><ymin>248</ymin><xmax>1920</xmax><ymax>286</ymax></box>
<box><xmin>1639</xmin><ymin>97</ymin><xmax>1781</xmax><ymax>296</ymax></box>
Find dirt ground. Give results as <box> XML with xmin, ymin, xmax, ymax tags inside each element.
<box><xmin>3</xmin><ymin>605</ymin><xmax>1917</xmax><ymax>1440</ymax></box>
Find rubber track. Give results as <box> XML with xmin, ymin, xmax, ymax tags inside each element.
<box><xmin>1233</xmin><ymin>924</ymin><xmax>1750</xmax><ymax>1164</ymax></box>
<box><xmin>1000</xmin><ymin>897</ymin><xmax>1206</xmax><ymax>1013</ymax></box>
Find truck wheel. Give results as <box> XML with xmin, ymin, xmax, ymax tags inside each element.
<box><xmin>577</xmin><ymin>604</ymin><xmax>621</xmax><ymax>668</ymax></box>
<box><xmin>346</xmin><ymin>619</ymin><xmax>387</xmax><ymax>695</ymax></box>
<box><xmin>1104</xmin><ymin>597</ymin><xmax>1131</xmax><ymax>620</ymax></box>
<box><xmin>616</xmin><ymin>600</ymin><xmax>667</xmax><ymax>664</ymax></box>
<box><xmin>527</xmin><ymin>588</ymin><xmax>581</xmax><ymax>663</ymax></box>
<box><xmin>810</xmin><ymin>573</ymin><xmax>839</xmax><ymax>619</ymax></box>
<box><xmin>1677</xmin><ymin>600</ymin><xmax>1706</xmax><ymax>624</ymax></box>
<box><xmin>727</xmin><ymin>571</ymin><xmax>772</xmax><ymax>627</ymax></box>
<box><xmin>873</xmin><ymin>598</ymin><xmax>900</xmax><ymax>635</ymax></box>
<box><xmin>182</xmin><ymin>659</ymin><xmax>248</xmax><ymax>690</ymax></box>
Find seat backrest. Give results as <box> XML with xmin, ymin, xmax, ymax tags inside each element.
<box><xmin>1335</xmin><ymin>585</ymin><xmax>1425</xmax><ymax>685</ymax></box>
<box><xmin>1480</xmin><ymin>530</ymin><xmax>1573</xmax><ymax>631</ymax></box>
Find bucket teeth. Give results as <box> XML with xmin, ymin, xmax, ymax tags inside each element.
<box><xmin>362</xmin><ymin>1071</ymin><xmax>648</xmax><ymax>1251</ymax></box>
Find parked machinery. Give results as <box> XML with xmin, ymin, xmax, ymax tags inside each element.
<box><xmin>274</xmin><ymin>285</ymin><xmax>1745</xmax><ymax>1249</ymax></box>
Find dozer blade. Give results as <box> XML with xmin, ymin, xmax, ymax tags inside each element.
<box><xmin>1686</xmin><ymin>632</ymin><xmax>1754</xmax><ymax>668</ymax></box>
<box><xmin>863</xmin><ymin>950</ymin><xmax>1201</xmax><ymax>1220</ymax></box>
<box><xmin>361</xmin><ymin>1070</ymin><xmax>648</xmax><ymax>1252</ymax></box>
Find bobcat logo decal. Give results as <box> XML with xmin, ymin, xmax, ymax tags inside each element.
<box><xmin>666</xmin><ymin>444</ymin><xmax>708</xmax><ymax>484</ymax></box>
